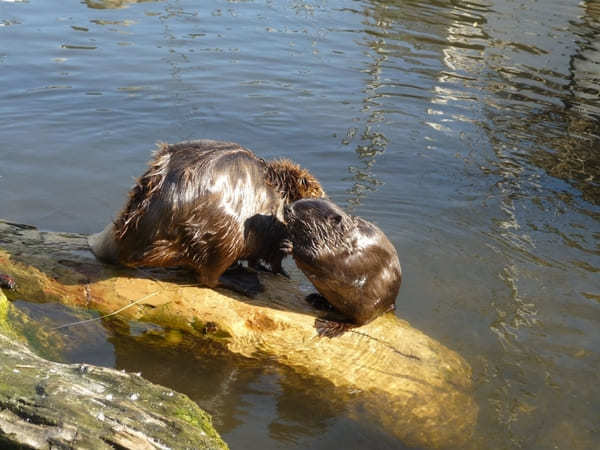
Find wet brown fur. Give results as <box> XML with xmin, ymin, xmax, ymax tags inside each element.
<box><xmin>284</xmin><ymin>199</ymin><xmax>401</xmax><ymax>336</ymax></box>
<box><xmin>96</xmin><ymin>140</ymin><xmax>324</xmax><ymax>291</ymax></box>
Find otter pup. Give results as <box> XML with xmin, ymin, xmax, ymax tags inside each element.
<box><xmin>283</xmin><ymin>199</ymin><xmax>401</xmax><ymax>337</ymax></box>
<box><xmin>89</xmin><ymin>140</ymin><xmax>324</xmax><ymax>296</ymax></box>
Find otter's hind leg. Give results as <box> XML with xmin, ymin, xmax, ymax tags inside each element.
<box><xmin>192</xmin><ymin>259</ymin><xmax>263</xmax><ymax>297</ymax></box>
<box><xmin>190</xmin><ymin>254</ymin><xmax>263</xmax><ymax>297</ymax></box>
<box><xmin>189</xmin><ymin>239</ymin><xmax>264</xmax><ymax>297</ymax></box>
<box><xmin>182</xmin><ymin>215</ymin><xmax>265</xmax><ymax>296</ymax></box>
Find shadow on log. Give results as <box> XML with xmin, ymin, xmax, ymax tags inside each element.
<box><xmin>0</xmin><ymin>220</ymin><xmax>478</xmax><ymax>448</ymax></box>
<box><xmin>0</xmin><ymin>292</ymin><xmax>227</xmax><ymax>449</ymax></box>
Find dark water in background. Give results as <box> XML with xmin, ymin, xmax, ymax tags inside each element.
<box><xmin>1</xmin><ymin>0</ymin><xmax>599</xmax><ymax>448</ymax></box>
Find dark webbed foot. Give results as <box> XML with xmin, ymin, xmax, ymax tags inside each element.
<box><xmin>0</xmin><ymin>274</ymin><xmax>16</xmax><ymax>290</ymax></box>
<box><xmin>315</xmin><ymin>318</ymin><xmax>355</xmax><ymax>338</ymax></box>
<box><xmin>308</xmin><ymin>294</ymin><xmax>356</xmax><ymax>337</ymax></box>
<box><xmin>305</xmin><ymin>293</ymin><xmax>335</xmax><ymax>311</ymax></box>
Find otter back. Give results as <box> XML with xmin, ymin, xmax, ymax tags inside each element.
<box><xmin>89</xmin><ymin>140</ymin><xmax>324</xmax><ymax>296</ymax></box>
<box><xmin>285</xmin><ymin>198</ymin><xmax>401</xmax><ymax>332</ymax></box>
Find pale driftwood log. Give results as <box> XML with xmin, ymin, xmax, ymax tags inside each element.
<box><xmin>0</xmin><ymin>296</ymin><xmax>227</xmax><ymax>449</ymax></box>
<box><xmin>0</xmin><ymin>220</ymin><xmax>477</xmax><ymax>448</ymax></box>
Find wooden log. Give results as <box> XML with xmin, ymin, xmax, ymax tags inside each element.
<box><xmin>0</xmin><ymin>220</ymin><xmax>477</xmax><ymax>448</ymax></box>
<box><xmin>0</xmin><ymin>292</ymin><xmax>227</xmax><ymax>449</ymax></box>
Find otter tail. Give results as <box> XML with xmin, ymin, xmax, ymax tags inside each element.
<box><xmin>88</xmin><ymin>222</ymin><xmax>120</xmax><ymax>264</ymax></box>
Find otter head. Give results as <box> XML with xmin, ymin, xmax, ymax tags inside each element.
<box><xmin>266</xmin><ymin>159</ymin><xmax>325</xmax><ymax>202</ymax></box>
<box><xmin>284</xmin><ymin>199</ymin><xmax>352</xmax><ymax>258</ymax></box>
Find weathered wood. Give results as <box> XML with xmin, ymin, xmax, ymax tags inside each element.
<box><xmin>0</xmin><ymin>220</ymin><xmax>477</xmax><ymax>448</ymax></box>
<box><xmin>0</xmin><ymin>292</ymin><xmax>227</xmax><ymax>450</ymax></box>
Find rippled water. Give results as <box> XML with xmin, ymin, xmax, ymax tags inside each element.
<box><xmin>1</xmin><ymin>0</ymin><xmax>599</xmax><ymax>448</ymax></box>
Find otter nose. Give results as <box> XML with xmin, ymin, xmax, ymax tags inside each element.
<box><xmin>283</xmin><ymin>204</ymin><xmax>293</xmax><ymax>225</ymax></box>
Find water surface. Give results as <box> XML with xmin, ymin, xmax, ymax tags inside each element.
<box><xmin>1</xmin><ymin>0</ymin><xmax>599</xmax><ymax>448</ymax></box>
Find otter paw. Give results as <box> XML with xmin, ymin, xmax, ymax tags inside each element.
<box><xmin>280</xmin><ymin>239</ymin><xmax>293</xmax><ymax>254</ymax></box>
<box><xmin>315</xmin><ymin>318</ymin><xmax>352</xmax><ymax>338</ymax></box>
<box><xmin>0</xmin><ymin>274</ymin><xmax>16</xmax><ymax>290</ymax></box>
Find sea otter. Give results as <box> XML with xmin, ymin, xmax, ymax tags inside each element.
<box><xmin>89</xmin><ymin>140</ymin><xmax>325</xmax><ymax>296</ymax></box>
<box><xmin>283</xmin><ymin>198</ymin><xmax>401</xmax><ymax>337</ymax></box>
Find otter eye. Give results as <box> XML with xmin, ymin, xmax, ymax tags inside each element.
<box><xmin>328</xmin><ymin>214</ymin><xmax>343</xmax><ymax>227</ymax></box>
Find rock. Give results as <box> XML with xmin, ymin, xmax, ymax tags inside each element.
<box><xmin>0</xmin><ymin>220</ymin><xmax>477</xmax><ymax>448</ymax></box>
<box><xmin>0</xmin><ymin>291</ymin><xmax>227</xmax><ymax>449</ymax></box>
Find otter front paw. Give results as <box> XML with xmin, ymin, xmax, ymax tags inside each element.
<box><xmin>280</xmin><ymin>239</ymin><xmax>293</xmax><ymax>254</ymax></box>
<box><xmin>315</xmin><ymin>318</ymin><xmax>353</xmax><ymax>338</ymax></box>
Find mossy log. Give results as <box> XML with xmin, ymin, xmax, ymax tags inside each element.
<box><xmin>0</xmin><ymin>296</ymin><xmax>227</xmax><ymax>449</ymax></box>
<box><xmin>0</xmin><ymin>220</ymin><xmax>477</xmax><ymax>448</ymax></box>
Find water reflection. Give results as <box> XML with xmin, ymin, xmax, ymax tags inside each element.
<box><xmin>345</xmin><ymin>18</ymin><xmax>389</xmax><ymax>209</ymax></box>
<box><xmin>7</xmin><ymin>297</ymin><xmax>403</xmax><ymax>448</ymax></box>
<box><xmin>567</xmin><ymin>1</ymin><xmax>600</xmax><ymax>120</ymax></box>
<box><xmin>84</xmin><ymin>0</ymin><xmax>162</xmax><ymax>10</ymax></box>
<box><xmin>527</xmin><ymin>0</ymin><xmax>600</xmax><ymax>205</ymax></box>
<box><xmin>341</xmin><ymin>0</ymin><xmax>598</xmax><ymax>448</ymax></box>
<box><xmin>421</xmin><ymin>0</ymin><xmax>600</xmax><ymax>447</ymax></box>
<box><xmin>345</xmin><ymin>0</ymin><xmax>491</xmax><ymax>209</ymax></box>
<box><xmin>101</xmin><ymin>318</ymin><xmax>403</xmax><ymax>449</ymax></box>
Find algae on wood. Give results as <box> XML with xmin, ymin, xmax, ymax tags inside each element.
<box><xmin>0</xmin><ymin>220</ymin><xmax>478</xmax><ymax>448</ymax></box>
<box><xmin>0</xmin><ymin>292</ymin><xmax>227</xmax><ymax>449</ymax></box>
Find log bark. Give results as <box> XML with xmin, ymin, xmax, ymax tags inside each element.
<box><xmin>0</xmin><ymin>293</ymin><xmax>227</xmax><ymax>449</ymax></box>
<box><xmin>0</xmin><ymin>220</ymin><xmax>477</xmax><ymax>448</ymax></box>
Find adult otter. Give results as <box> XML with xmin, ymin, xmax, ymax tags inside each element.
<box><xmin>283</xmin><ymin>199</ymin><xmax>401</xmax><ymax>337</ymax></box>
<box><xmin>89</xmin><ymin>140</ymin><xmax>325</xmax><ymax>296</ymax></box>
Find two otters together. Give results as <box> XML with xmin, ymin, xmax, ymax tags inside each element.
<box><xmin>89</xmin><ymin>140</ymin><xmax>401</xmax><ymax>337</ymax></box>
